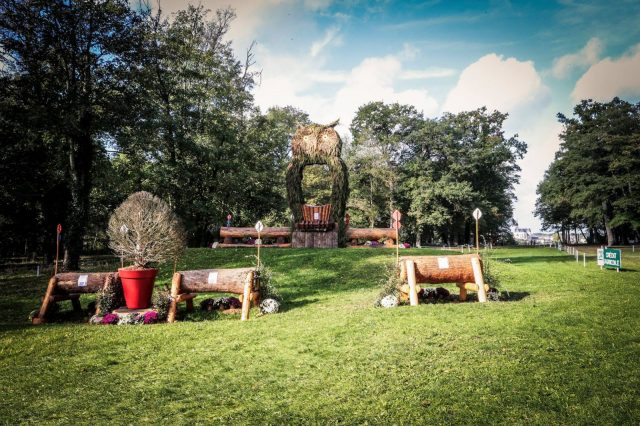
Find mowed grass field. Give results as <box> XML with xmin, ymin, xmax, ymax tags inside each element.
<box><xmin>1</xmin><ymin>246</ymin><xmax>639</xmax><ymax>424</ymax></box>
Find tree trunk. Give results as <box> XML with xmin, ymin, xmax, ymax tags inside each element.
<box><xmin>602</xmin><ymin>201</ymin><xmax>615</xmax><ymax>246</ymax></box>
<box><xmin>63</xmin><ymin>131</ymin><xmax>93</xmax><ymax>271</ymax></box>
<box><xmin>464</xmin><ymin>221</ymin><xmax>471</xmax><ymax>245</ymax></box>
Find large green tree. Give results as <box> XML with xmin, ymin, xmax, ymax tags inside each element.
<box><xmin>347</xmin><ymin>102</ymin><xmax>525</xmax><ymax>245</ymax></box>
<box><xmin>0</xmin><ymin>0</ymin><xmax>143</xmax><ymax>268</ymax></box>
<box><xmin>402</xmin><ymin>108</ymin><xmax>526</xmax><ymax>245</ymax></box>
<box><xmin>114</xmin><ymin>5</ymin><xmax>261</xmax><ymax>244</ymax></box>
<box><xmin>347</xmin><ymin>102</ymin><xmax>423</xmax><ymax>227</ymax></box>
<box><xmin>536</xmin><ymin>98</ymin><xmax>640</xmax><ymax>245</ymax></box>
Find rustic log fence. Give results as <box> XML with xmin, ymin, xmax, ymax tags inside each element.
<box><xmin>346</xmin><ymin>227</ymin><xmax>397</xmax><ymax>246</ymax></box>
<box><xmin>218</xmin><ymin>225</ymin><xmax>400</xmax><ymax>248</ymax></box>
<box><xmin>398</xmin><ymin>254</ymin><xmax>488</xmax><ymax>304</ymax></box>
<box><xmin>32</xmin><ymin>272</ymin><xmax>117</xmax><ymax>324</ymax></box>
<box><xmin>219</xmin><ymin>227</ymin><xmax>291</xmax><ymax>247</ymax></box>
<box><xmin>168</xmin><ymin>267</ymin><xmax>258</xmax><ymax>322</ymax></box>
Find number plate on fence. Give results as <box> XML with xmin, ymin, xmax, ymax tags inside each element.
<box><xmin>207</xmin><ymin>272</ymin><xmax>218</xmax><ymax>284</ymax></box>
<box><xmin>437</xmin><ymin>257</ymin><xmax>449</xmax><ymax>269</ymax></box>
<box><xmin>77</xmin><ymin>275</ymin><xmax>88</xmax><ymax>287</ymax></box>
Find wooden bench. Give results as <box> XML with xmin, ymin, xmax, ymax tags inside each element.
<box><xmin>399</xmin><ymin>254</ymin><xmax>488</xmax><ymax>304</ymax></box>
<box><xmin>296</xmin><ymin>204</ymin><xmax>334</xmax><ymax>232</ymax></box>
<box><xmin>32</xmin><ymin>272</ymin><xmax>117</xmax><ymax>324</ymax></box>
<box><xmin>167</xmin><ymin>268</ymin><xmax>258</xmax><ymax>322</ymax></box>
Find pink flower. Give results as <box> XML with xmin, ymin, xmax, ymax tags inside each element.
<box><xmin>101</xmin><ymin>313</ymin><xmax>119</xmax><ymax>325</ymax></box>
<box><xmin>143</xmin><ymin>311</ymin><xmax>158</xmax><ymax>324</ymax></box>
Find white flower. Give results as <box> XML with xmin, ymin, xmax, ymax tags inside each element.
<box><xmin>260</xmin><ymin>298</ymin><xmax>280</xmax><ymax>314</ymax></box>
<box><xmin>117</xmin><ymin>314</ymin><xmax>131</xmax><ymax>325</ymax></box>
<box><xmin>89</xmin><ymin>315</ymin><xmax>102</xmax><ymax>324</ymax></box>
<box><xmin>380</xmin><ymin>295</ymin><xmax>399</xmax><ymax>308</ymax></box>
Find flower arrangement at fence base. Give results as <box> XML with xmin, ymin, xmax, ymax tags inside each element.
<box><xmin>379</xmin><ymin>294</ymin><xmax>399</xmax><ymax>308</ymax></box>
<box><xmin>375</xmin><ymin>263</ymin><xmax>403</xmax><ymax>307</ymax></box>
<box><xmin>96</xmin><ymin>274</ymin><xmax>124</xmax><ymax>313</ymax></box>
<box><xmin>100</xmin><ymin>313</ymin><xmax>119</xmax><ymax>325</ymax></box>
<box><xmin>420</xmin><ymin>287</ymin><xmax>451</xmax><ymax>302</ymax></box>
<box><xmin>260</xmin><ymin>298</ymin><xmax>280</xmax><ymax>314</ymax></box>
<box><xmin>200</xmin><ymin>297</ymin><xmax>242</xmax><ymax>312</ymax></box>
<box><xmin>90</xmin><ymin>310</ymin><xmax>159</xmax><ymax>325</ymax></box>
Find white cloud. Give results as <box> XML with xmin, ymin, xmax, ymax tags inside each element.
<box><xmin>400</xmin><ymin>68</ymin><xmax>456</xmax><ymax>80</ymax></box>
<box><xmin>442</xmin><ymin>53</ymin><xmax>554</xmax><ymax>232</ymax></box>
<box><xmin>572</xmin><ymin>44</ymin><xmax>640</xmax><ymax>102</ymax></box>
<box><xmin>254</xmin><ymin>45</ymin><xmax>440</xmax><ymax>134</ymax></box>
<box><xmin>156</xmin><ymin>0</ymin><xmax>291</xmax><ymax>53</ymax></box>
<box><xmin>551</xmin><ymin>37</ymin><xmax>603</xmax><ymax>78</ymax></box>
<box><xmin>332</xmin><ymin>56</ymin><xmax>439</xmax><ymax>127</ymax></box>
<box><xmin>442</xmin><ymin>53</ymin><xmax>548</xmax><ymax>116</ymax></box>
<box><xmin>509</xmin><ymin>117</ymin><xmax>563</xmax><ymax>233</ymax></box>
<box><xmin>399</xmin><ymin>43</ymin><xmax>420</xmax><ymax>60</ymax></box>
<box><xmin>310</xmin><ymin>27</ymin><xmax>341</xmax><ymax>57</ymax></box>
<box><xmin>308</xmin><ymin>70</ymin><xmax>348</xmax><ymax>83</ymax></box>
<box><xmin>304</xmin><ymin>0</ymin><xmax>333</xmax><ymax>11</ymax></box>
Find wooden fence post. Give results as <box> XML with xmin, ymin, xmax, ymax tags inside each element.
<box><xmin>471</xmin><ymin>257</ymin><xmax>487</xmax><ymax>303</ymax></box>
<box><xmin>32</xmin><ymin>277</ymin><xmax>58</xmax><ymax>324</ymax></box>
<box><xmin>406</xmin><ymin>260</ymin><xmax>419</xmax><ymax>306</ymax></box>
<box><xmin>241</xmin><ymin>271</ymin><xmax>253</xmax><ymax>321</ymax></box>
<box><xmin>167</xmin><ymin>272</ymin><xmax>182</xmax><ymax>323</ymax></box>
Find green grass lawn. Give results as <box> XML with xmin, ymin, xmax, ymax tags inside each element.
<box><xmin>1</xmin><ymin>246</ymin><xmax>639</xmax><ymax>424</ymax></box>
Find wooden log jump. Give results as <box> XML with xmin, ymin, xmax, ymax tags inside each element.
<box><xmin>399</xmin><ymin>254</ymin><xmax>488</xmax><ymax>303</ymax></box>
<box><xmin>32</xmin><ymin>272</ymin><xmax>117</xmax><ymax>324</ymax></box>
<box><xmin>220</xmin><ymin>227</ymin><xmax>291</xmax><ymax>244</ymax></box>
<box><xmin>168</xmin><ymin>267</ymin><xmax>258</xmax><ymax>322</ymax></box>
<box><xmin>219</xmin><ymin>226</ymin><xmax>399</xmax><ymax>247</ymax></box>
<box><xmin>347</xmin><ymin>227</ymin><xmax>397</xmax><ymax>246</ymax></box>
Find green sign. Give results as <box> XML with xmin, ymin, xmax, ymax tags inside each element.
<box><xmin>603</xmin><ymin>248</ymin><xmax>622</xmax><ymax>270</ymax></box>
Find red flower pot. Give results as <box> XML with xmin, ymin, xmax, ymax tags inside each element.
<box><xmin>119</xmin><ymin>268</ymin><xmax>158</xmax><ymax>309</ymax></box>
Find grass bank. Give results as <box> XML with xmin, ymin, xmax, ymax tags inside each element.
<box><xmin>1</xmin><ymin>247</ymin><xmax>639</xmax><ymax>424</ymax></box>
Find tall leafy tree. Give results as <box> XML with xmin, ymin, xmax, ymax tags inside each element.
<box><xmin>536</xmin><ymin>98</ymin><xmax>640</xmax><ymax>245</ymax></box>
<box><xmin>347</xmin><ymin>102</ymin><xmax>423</xmax><ymax>227</ymax></box>
<box><xmin>402</xmin><ymin>108</ymin><xmax>526</xmax><ymax>245</ymax></box>
<box><xmin>115</xmin><ymin>5</ymin><xmax>261</xmax><ymax>244</ymax></box>
<box><xmin>0</xmin><ymin>0</ymin><xmax>144</xmax><ymax>268</ymax></box>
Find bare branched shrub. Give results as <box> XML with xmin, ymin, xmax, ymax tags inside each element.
<box><xmin>107</xmin><ymin>192</ymin><xmax>186</xmax><ymax>268</ymax></box>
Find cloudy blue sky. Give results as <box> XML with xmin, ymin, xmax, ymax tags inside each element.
<box><xmin>163</xmin><ymin>0</ymin><xmax>640</xmax><ymax>231</ymax></box>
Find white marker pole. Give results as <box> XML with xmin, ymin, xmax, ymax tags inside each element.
<box><xmin>255</xmin><ymin>221</ymin><xmax>264</xmax><ymax>268</ymax></box>
<box><xmin>472</xmin><ymin>208</ymin><xmax>482</xmax><ymax>254</ymax></box>
<box><xmin>583</xmin><ymin>252</ymin><xmax>586</xmax><ymax>267</ymax></box>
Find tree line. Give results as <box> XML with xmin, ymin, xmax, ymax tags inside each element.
<box><xmin>1</xmin><ymin>0</ymin><xmax>528</xmax><ymax>268</ymax></box>
<box><xmin>535</xmin><ymin>98</ymin><xmax>640</xmax><ymax>245</ymax></box>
